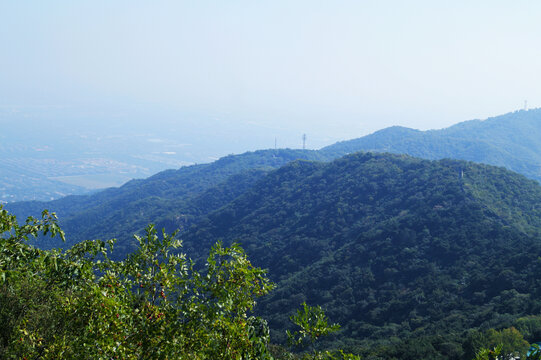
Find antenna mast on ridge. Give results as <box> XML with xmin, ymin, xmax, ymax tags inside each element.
<box><xmin>302</xmin><ymin>134</ymin><xmax>306</xmax><ymax>150</ymax></box>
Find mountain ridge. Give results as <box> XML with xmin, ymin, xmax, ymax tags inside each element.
<box><xmin>176</xmin><ymin>152</ymin><xmax>541</xmax><ymax>357</ymax></box>
<box><xmin>321</xmin><ymin>109</ymin><xmax>541</xmax><ymax>182</ymax></box>
<box><xmin>6</xmin><ymin>139</ymin><xmax>541</xmax><ymax>357</ymax></box>
<box><xmin>8</xmin><ymin>109</ymin><xmax>541</xmax><ymax>255</ymax></box>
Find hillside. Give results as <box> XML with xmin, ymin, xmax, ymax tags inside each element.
<box><xmin>7</xmin><ymin>143</ymin><xmax>541</xmax><ymax>358</ymax></box>
<box><xmin>177</xmin><ymin>152</ymin><xmax>541</xmax><ymax>358</ymax></box>
<box><xmin>6</xmin><ymin>149</ymin><xmax>328</xmax><ymax>251</ymax></box>
<box><xmin>7</xmin><ymin>109</ymin><xmax>541</xmax><ymax>358</ymax></box>
<box><xmin>321</xmin><ymin>109</ymin><xmax>541</xmax><ymax>182</ymax></box>
<box><xmin>8</xmin><ymin>109</ymin><xmax>541</xmax><ymax>250</ymax></box>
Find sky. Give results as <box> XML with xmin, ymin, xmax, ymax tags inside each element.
<box><xmin>2</xmin><ymin>1</ymin><xmax>541</xmax><ymax>151</ymax></box>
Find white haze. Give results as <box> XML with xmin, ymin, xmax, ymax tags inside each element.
<box><xmin>2</xmin><ymin>0</ymin><xmax>541</xmax><ymax>153</ymax></box>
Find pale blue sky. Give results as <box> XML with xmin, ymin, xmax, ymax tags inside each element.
<box><xmin>2</xmin><ymin>1</ymin><xmax>541</xmax><ymax>150</ymax></box>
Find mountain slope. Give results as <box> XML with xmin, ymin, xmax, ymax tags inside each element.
<box><xmin>321</xmin><ymin>109</ymin><xmax>541</xmax><ymax>182</ymax></box>
<box><xmin>6</xmin><ymin>149</ymin><xmax>329</xmax><ymax>250</ymax></box>
<box><xmin>7</xmin><ymin>133</ymin><xmax>541</xmax><ymax>358</ymax></box>
<box><xmin>178</xmin><ymin>152</ymin><xmax>541</xmax><ymax>357</ymax></box>
<box><xmin>8</xmin><ymin>109</ymin><xmax>541</xmax><ymax>251</ymax></box>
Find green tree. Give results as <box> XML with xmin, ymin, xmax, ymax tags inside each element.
<box><xmin>0</xmin><ymin>206</ymin><xmax>275</xmax><ymax>359</ymax></box>
<box><xmin>471</xmin><ymin>327</ymin><xmax>530</xmax><ymax>360</ymax></box>
<box><xmin>473</xmin><ymin>344</ymin><xmax>502</xmax><ymax>360</ymax></box>
<box><xmin>286</xmin><ymin>302</ymin><xmax>360</xmax><ymax>360</ymax></box>
<box><xmin>0</xmin><ymin>205</ymin><xmax>360</xmax><ymax>359</ymax></box>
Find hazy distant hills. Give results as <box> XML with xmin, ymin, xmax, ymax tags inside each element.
<box><xmin>0</xmin><ymin>110</ymin><xmax>239</xmax><ymax>202</ymax></box>
<box><xmin>8</xmin><ymin>109</ymin><xmax>541</xmax><ymax>251</ymax></box>
<box><xmin>0</xmin><ymin>105</ymin><xmax>327</xmax><ymax>203</ymax></box>
<box><xmin>321</xmin><ymin>109</ymin><xmax>541</xmax><ymax>182</ymax></box>
<box><xmin>4</xmin><ymin>108</ymin><xmax>541</xmax><ymax>203</ymax></box>
<box><xmin>179</xmin><ymin>152</ymin><xmax>541</xmax><ymax>357</ymax></box>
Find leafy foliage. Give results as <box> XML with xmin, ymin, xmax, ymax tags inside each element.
<box><xmin>467</xmin><ymin>327</ymin><xmax>528</xmax><ymax>360</ymax></box>
<box><xmin>287</xmin><ymin>302</ymin><xmax>341</xmax><ymax>348</ymax></box>
<box><xmin>285</xmin><ymin>303</ymin><xmax>359</xmax><ymax>360</ymax></box>
<box><xmin>0</xmin><ymin>206</ymin><xmax>281</xmax><ymax>359</ymax></box>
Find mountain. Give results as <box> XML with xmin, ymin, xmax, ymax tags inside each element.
<box><xmin>5</xmin><ymin>106</ymin><xmax>541</xmax><ymax>203</ymax></box>
<box><xmin>177</xmin><ymin>152</ymin><xmax>541</xmax><ymax>358</ymax></box>
<box><xmin>7</xmin><ymin>116</ymin><xmax>541</xmax><ymax>357</ymax></box>
<box><xmin>321</xmin><ymin>109</ymin><xmax>541</xmax><ymax>182</ymax></box>
<box><xmin>6</xmin><ymin>149</ymin><xmax>329</xmax><ymax>252</ymax></box>
<box><xmin>8</xmin><ymin>109</ymin><xmax>541</xmax><ymax>247</ymax></box>
<box><xmin>1</xmin><ymin>104</ymin><xmax>338</xmax><ymax>203</ymax></box>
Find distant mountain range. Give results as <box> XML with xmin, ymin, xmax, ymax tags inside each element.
<box><xmin>321</xmin><ymin>109</ymin><xmax>541</xmax><ymax>182</ymax></box>
<box><xmin>4</xmin><ymin>108</ymin><xmax>541</xmax><ymax>202</ymax></box>
<box><xmin>9</xmin><ymin>108</ymin><xmax>541</xmax><ymax>247</ymax></box>
<box><xmin>7</xmin><ymin>109</ymin><xmax>541</xmax><ymax>358</ymax></box>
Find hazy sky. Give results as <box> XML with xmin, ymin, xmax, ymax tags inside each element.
<box><xmin>2</xmin><ymin>1</ymin><xmax>541</xmax><ymax>150</ymax></box>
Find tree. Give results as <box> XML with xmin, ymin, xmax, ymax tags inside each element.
<box><xmin>0</xmin><ymin>205</ymin><xmax>359</xmax><ymax>359</ymax></box>
<box><xmin>473</xmin><ymin>344</ymin><xmax>502</xmax><ymax>360</ymax></box>
<box><xmin>0</xmin><ymin>206</ymin><xmax>274</xmax><ymax>359</ymax></box>
<box><xmin>471</xmin><ymin>327</ymin><xmax>532</xmax><ymax>360</ymax></box>
<box><xmin>286</xmin><ymin>302</ymin><xmax>360</xmax><ymax>360</ymax></box>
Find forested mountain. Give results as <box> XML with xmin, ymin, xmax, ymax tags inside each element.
<box><xmin>6</xmin><ymin>149</ymin><xmax>328</xmax><ymax>252</ymax></box>
<box><xmin>321</xmin><ymin>109</ymin><xmax>541</xmax><ymax>182</ymax></box>
<box><xmin>7</xmin><ymin>111</ymin><xmax>541</xmax><ymax>358</ymax></box>
<box><xmin>176</xmin><ymin>152</ymin><xmax>541</xmax><ymax>358</ymax></box>
<box><xmin>8</xmin><ymin>109</ymin><xmax>541</xmax><ymax>251</ymax></box>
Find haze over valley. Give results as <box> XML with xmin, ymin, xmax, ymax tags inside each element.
<box><xmin>1</xmin><ymin>105</ymin><xmax>319</xmax><ymax>202</ymax></box>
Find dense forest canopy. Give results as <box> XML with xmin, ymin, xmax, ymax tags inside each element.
<box><xmin>9</xmin><ymin>152</ymin><xmax>541</xmax><ymax>358</ymax></box>
<box><xmin>177</xmin><ymin>153</ymin><xmax>541</xmax><ymax>358</ymax></box>
<box><xmin>6</xmin><ymin>149</ymin><xmax>328</xmax><ymax>252</ymax></box>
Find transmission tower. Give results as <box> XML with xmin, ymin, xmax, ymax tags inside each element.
<box><xmin>302</xmin><ymin>134</ymin><xmax>306</xmax><ymax>150</ymax></box>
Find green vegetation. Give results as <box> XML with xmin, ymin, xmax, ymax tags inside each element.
<box><xmin>6</xmin><ymin>108</ymin><xmax>541</xmax><ymax>203</ymax></box>
<box><xmin>321</xmin><ymin>109</ymin><xmax>541</xmax><ymax>183</ymax></box>
<box><xmin>9</xmin><ymin>109</ymin><xmax>541</xmax><ymax>253</ymax></box>
<box><xmin>0</xmin><ymin>206</ymin><xmax>360</xmax><ymax>359</ymax></box>
<box><xmin>9</xmin><ymin>110</ymin><xmax>541</xmax><ymax>256</ymax></box>
<box><xmin>177</xmin><ymin>153</ymin><xmax>541</xmax><ymax>358</ymax></box>
<box><xmin>7</xmin><ymin>149</ymin><xmax>541</xmax><ymax>359</ymax></box>
<box><xmin>6</xmin><ymin>149</ymin><xmax>328</xmax><ymax>252</ymax></box>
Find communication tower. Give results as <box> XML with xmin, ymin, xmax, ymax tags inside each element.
<box><xmin>302</xmin><ymin>134</ymin><xmax>306</xmax><ymax>150</ymax></box>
